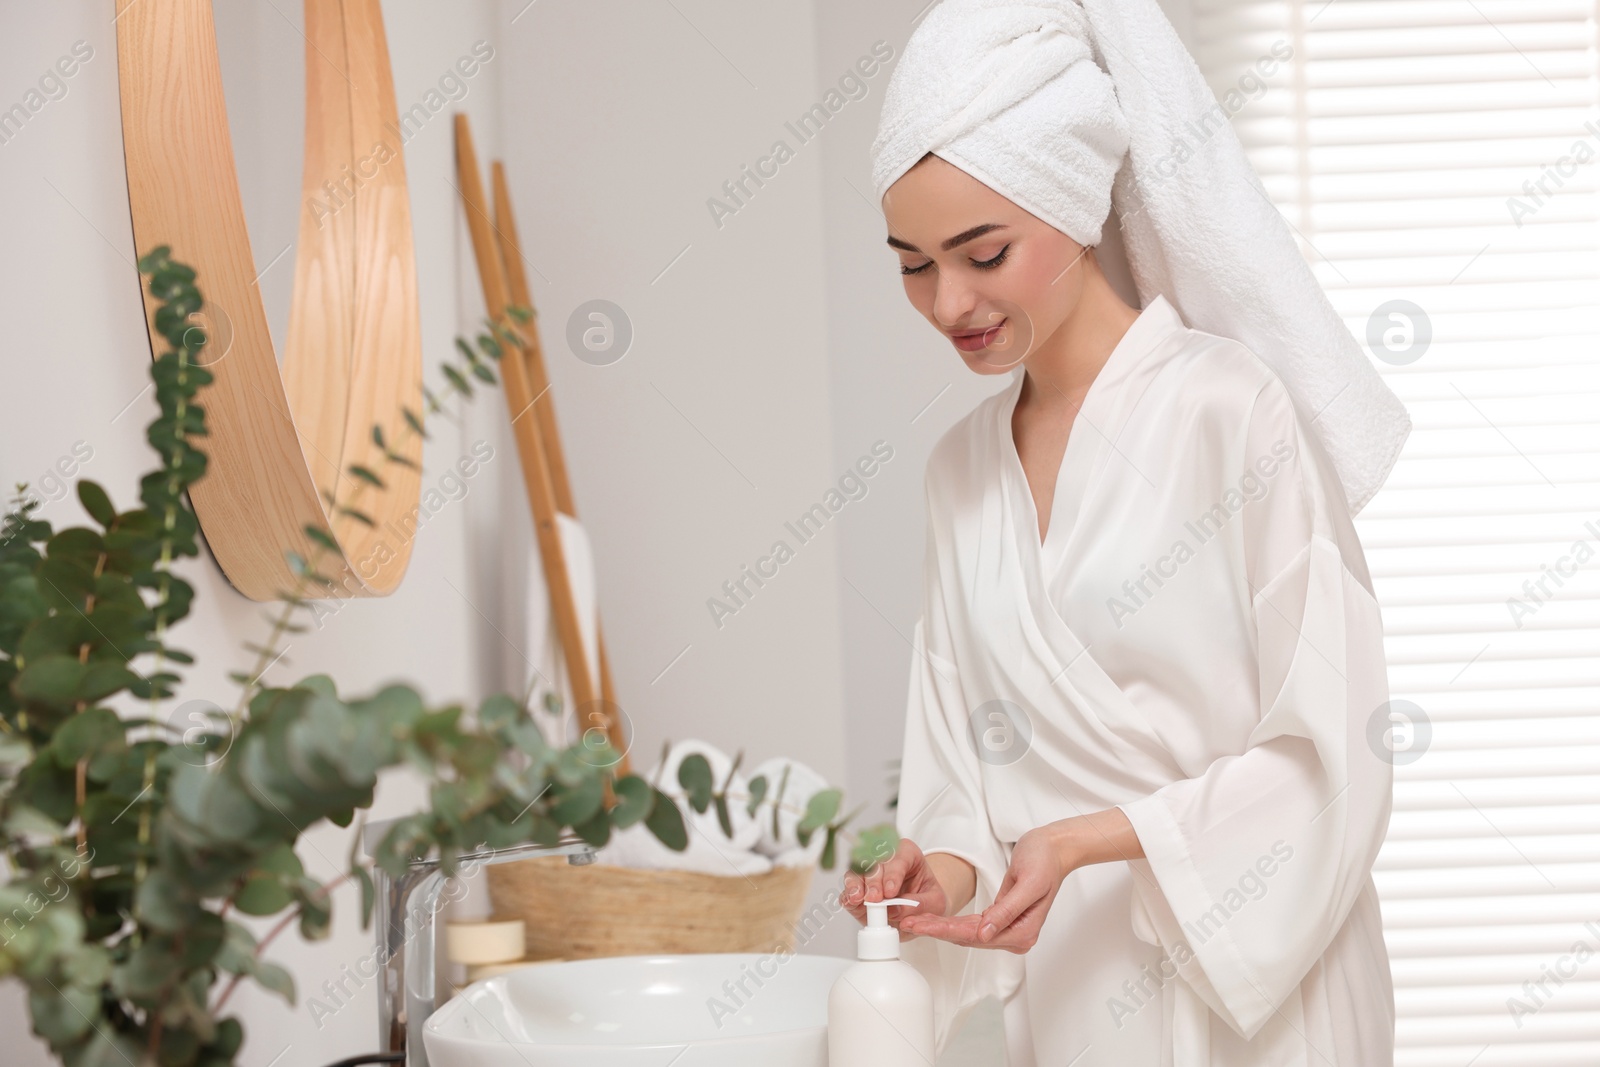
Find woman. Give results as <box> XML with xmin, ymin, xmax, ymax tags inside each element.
<box><xmin>839</xmin><ymin>2</ymin><xmax>1411</xmax><ymax>1066</ymax></box>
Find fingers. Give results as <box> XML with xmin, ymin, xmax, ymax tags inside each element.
<box><xmin>977</xmin><ymin>871</ymin><xmax>1041</xmax><ymax>943</ymax></box>
<box><xmin>842</xmin><ymin>839</ymin><xmax>924</xmax><ymax>928</ymax></box>
<box><xmin>847</xmin><ymin>837</ymin><xmax>915</xmax><ymax>905</ymax></box>
<box><xmin>902</xmin><ymin>866</ymin><xmax>1051</xmax><ymax>951</ymax></box>
<box><xmin>841</xmin><ymin>870</ymin><xmax>869</xmax><ymax>924</ymax></box>
<box><xmin>874</xmin><ymin>837</ymin><xmax>922</xmax><ymax>900</ymax></box>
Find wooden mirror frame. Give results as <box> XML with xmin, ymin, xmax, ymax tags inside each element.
<box><xmin>115</xmin><ymin>0</ymin><xmax>423</xmax><ymax>601</ymax></box>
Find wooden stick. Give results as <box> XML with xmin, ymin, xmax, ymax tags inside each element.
<box><xmin>490</xmin><ymin>161</ymin><xmax>627</xmax><ymax>776</ymax></box>
<box><xmin>452</xmin><ymin>115</ymin><xmax>627</xmax><ymax>780</ymax></box>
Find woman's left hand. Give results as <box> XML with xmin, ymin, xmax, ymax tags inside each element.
<box><xmin>899</xmin><ymin>822</ymin><xmax>1076</xmax><ymax>953</ymax></box>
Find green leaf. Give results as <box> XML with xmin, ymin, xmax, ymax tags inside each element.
<box><xmin>849</xmin><ymin>823</ymin><xmax>900</xmax><ymax>875</ymax></box>
<box><xmin>609</xmin><ymin>775</ymin><xmax>652</xmax><ymax>828</ymax></box>
<box><xmin>713</xmin><ymin>793</ymin><xmax>732</xmax><ymax>839</ymax></box>
<box><xmin>156</xmin><ymin>1027</ymin><xmax>201</xmax><ymax>1067</ymax></box>
<box><xmin>257</xmin><ymin>843</ymin><xmax>305</xmax><ymax>880</ymax></box>
<box><xmin>294</xmin><ymin>674</ymin><xmax>338</xmax><ymax>698</ymax></box>
<box><xmin>745</xmin><ymin>774</ymin><xmax>767</xmax><ymax>817</ymax></box>
<box><xmin>644</xmin><ymin>787</ymin><xmax>688</xmax><ymax>852</ymax></box>
<box><xmin>347</xmin><ymin>465</ymin><xmax>385</xmax><ymax>489</ymax></box>
<box><xmin>371</xmin><ymin>424</ymin><xmax>387</xmax><ymax>450</ymax></box>
<box><xmin>80</xmin><ymin>663</ymin><xmax>138</xmax><ymax>702</ymax></box>
<box><xmin>402</xmin><ymin>406</ymin><xmax>428</xmax><ymax>440</ymax></box>
<box><xmin>303</xmin><ymin>524</ymin><xmax>338</xmax><ymax>552</ymax></box>
<box><xmin>4</xmin><ymin>804</ymin><xmax>64</xmax><ymax>838</ymax></box>
<box><xmin>62</xmin><ymin>945</ymin><xmax>112</xmax><ymax>988</ymax></box>
<box><xmin>112</xmin><ymin>936</ymin><xmax>180</xmax><ymax>1000</ymax></box>
<box><xmin>53</xmin><ymin>707</ymin><xmax>125</xmax><ymax>763</ymax></box>
<box><xmin>549</xmin><ymin>774</ymin><xmax>604</xmax><ymax>828</ymax></box>
<box><xmin>13</xmin><ymin>654</ymin><xmax>87</xmax><ymax>705</ymax></box>
<box><xmin>28</xmin><ymin>984</ymin><xmax>98</xmax><ymax>1045</ymax></box>
<box><xmin>69</xmin><ymin>1029</ymin><xmax>144</xmax><ymax>1067</ymax></box>
<box><xmin>355</xmin><ymin>865</ymin><xmax>375</xmax><ymax>929</ymax></box>
<box><xmin>254</xmin><ymin>960</ymin><xmax>295</xmax><ymax>1004</ymax></box>
<box><xmin>441</xmin><ymin>364</ymin><xmax>473</xmax><ymax>398</ymax></box>
<box><xmin>137</xmin><ymin>244</ymin><xmax>173</xmax><ymax>273</ymax></box>
<box><xmin>798</xmin><ymin>788</ymin><xmax>841</xmax><ymax>834</ymax></box>
<box><xmin>820</xmin><ymin>825</ymin><xmax>837</xmax><ymax>870</ymax></box>
<box><xmin>571</xmin><ymin>804</ymin><xmax>611</xmax><ymax>848</ymax></box>
<box><xmin>677</xmin><ymin>753</ymin><xmax>714</xmax><ymax>814</ymax></box>
<box><xmin>233</xmin><ymin>876</ymin><xmax>293</xmax><ymax>916</ymax></box>
<box><xmin>478</xmin><ymin>692</ymin><xmax>522</xmax><ymax>730</ymax></box>
<box><xmin>214</xmin><ymin>922</ymin><xmax>257</xmax><ymax>976</ymax></box>
<box><xmin>178</xmin><ymin>911</ymin><xmax>226</xmax><ymax>969</ymax></box>
<box><xmin>135</xmin><ymin>872</ymin><xmax>200</xmax><ymax>933</ymax></box>
<box><xmin>76</xmin><ymin>481</ymin><xmax>116</xmax><ymax>527</ymax></box>
<box><xmin>213</xmin><ymin>1019</ymin><xmax>243</xmax><ymax>1058</ymax></box>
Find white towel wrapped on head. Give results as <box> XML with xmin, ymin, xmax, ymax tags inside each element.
<box><xmin>870</xmin><ymin>0</ymin><xmax>1410</xmax><ymax>512</ymax></box>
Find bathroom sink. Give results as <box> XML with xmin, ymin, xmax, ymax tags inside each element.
<box><xmin>423</xmin><ymin>952</ymin><xmax>852</xmax><ymax>1066</ymax></box>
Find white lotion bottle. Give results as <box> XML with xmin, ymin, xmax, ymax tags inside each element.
<box><xmin>828</xmin><ymin>897</ymin><xmax>936</xmax><ymax>1066</ymax></box>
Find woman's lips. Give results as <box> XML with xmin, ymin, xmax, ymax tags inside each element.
<box><xmin>950</xmin><ymin>318</ymin><xmax>1005</xmax><ymax>352</ymax></box>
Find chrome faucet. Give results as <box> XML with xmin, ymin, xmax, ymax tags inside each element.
<box><xmin>362</xmin><ymin>817</ymin><xmax>597</xmax><ymax>1066</ymax></box>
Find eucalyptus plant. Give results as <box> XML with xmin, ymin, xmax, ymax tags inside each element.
<box><xmin>0</xmin><ymin>248</ymin><xmax>895</xmax><ymax>1067</ymax></box>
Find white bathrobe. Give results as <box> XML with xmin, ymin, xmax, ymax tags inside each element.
<box><xmin>896</xmin><ymin>293</ymin><xmax>1396</xmax><ymax>1067</ymax></box>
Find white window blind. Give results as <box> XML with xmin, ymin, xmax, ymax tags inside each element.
<box><xmin>1190</xmin><ymin>2</ymin><xmax>1600</xmax><ymax>1064</ymax></box>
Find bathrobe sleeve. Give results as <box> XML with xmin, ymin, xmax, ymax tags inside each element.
<box><xmin>1114</xmin><ymin>379</ymin><xmax>1395</xmax><ymax>1041</ymax></box>
<box><xmin>895</xmin><ymin>477</ymin><xmax>1025</xmax><ymax>1056</ymax></box>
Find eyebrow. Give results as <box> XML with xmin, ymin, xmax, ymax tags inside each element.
<box><xmin>885</xmin><ymin>223</ymin><xmax>1008</xmax><ymax>254</ymax></box>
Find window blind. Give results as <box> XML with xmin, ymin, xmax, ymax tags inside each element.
<box><xmin>1190</xmin><ymin>2</ymin><xmax>1600</xmax><ymax>1064</ymax></box>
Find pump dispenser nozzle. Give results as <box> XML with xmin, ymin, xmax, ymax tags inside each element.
<box><xmin>858</xmin><ymin>897</ymin><xmax>918</xmax><ymax>960</ymax></box>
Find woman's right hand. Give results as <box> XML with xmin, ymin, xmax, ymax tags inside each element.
<box><xmin>841</xmin><ymin>837</ymin><xmax>948</xmax><ymax>939</ymax></box>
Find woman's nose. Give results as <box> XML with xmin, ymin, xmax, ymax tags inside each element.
<box><xmin>932</xmin><ymin>277</ymin><xmax>979</xmax><ymax>332</ymax></box>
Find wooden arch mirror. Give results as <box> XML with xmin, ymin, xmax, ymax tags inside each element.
<box><xmin>114</xmin><ymin>0</ymin><xmax>423</xmax><ymax>601</ymax></box>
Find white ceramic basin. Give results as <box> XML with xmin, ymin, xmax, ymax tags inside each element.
<box><xmin>423</xmin><ymin>952</ymin><xmax>852</xmax><ymax>1066</ymax></box>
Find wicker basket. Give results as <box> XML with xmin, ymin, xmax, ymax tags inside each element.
<box><xmin>487</xmin><ymin>855</ymin><xmax>817</xmax><ymax>960</ymax></box>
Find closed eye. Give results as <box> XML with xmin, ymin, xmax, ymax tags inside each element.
<box><xmin>900</xmin><ymin>243</ymin><xmax>1011</xmax><ymax>276</ymax></box>
<box><xmin>974</xmin><ymin>244</ymin><xmax>1010</xmax><ymax>270</ymax></box>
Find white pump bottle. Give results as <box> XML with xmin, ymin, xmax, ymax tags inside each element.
<box><xmin>827</xmin><ymin>897</ymin><xmax>936</xmax><ymax>1066</ymax></box>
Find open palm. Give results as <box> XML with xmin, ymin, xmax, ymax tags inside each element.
<box><xmin>899</xmin><ymin>826</ymin><xmax>1070</xmax><ymax>953</ymax></box>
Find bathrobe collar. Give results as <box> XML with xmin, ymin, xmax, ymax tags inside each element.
<box><xmin>996</xmin><ymin>293</ymin><xmax>1187</xmax><ymax>578</ymax></box>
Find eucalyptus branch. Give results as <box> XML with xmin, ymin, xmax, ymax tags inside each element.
<box><xmin>0</xmin><ymin>256</ymin><xmax>821</xmax><ymax>1067</ymax></box>
<box><xmin>211</xmin><ymin>872</ymin><xmax>352</xmax><ymax>1014</ymax></box>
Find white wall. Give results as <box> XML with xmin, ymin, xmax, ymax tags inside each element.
<box><xmin>490</xmin><ymin>0</ymin><xmax>850</xmax><ymax>832</ymax></box>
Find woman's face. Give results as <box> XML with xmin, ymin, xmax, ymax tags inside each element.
<box><xmin>883</xmin><ymin>153</ymin><xmax>1089</xmax><ymax>374</ymax></box>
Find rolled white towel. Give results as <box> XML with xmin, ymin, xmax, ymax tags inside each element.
<box><xmin>773</xmin><ymin>840</ymin><xmax>825</xmax><ymax>869</ymax></box>
<box><xmin>651</xmin><ymin>739</ymin><xmax>763</xmax><ymax>852</ymax></box>
<box><xmin>747</xmin><ymin>757</ymin><xmax>831</xmax><ymax>858</ymax></box>
<box><xmin>594</xmin><ymin>821</ymin><xmax>774</xmax><ymax>877</ymax></box>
